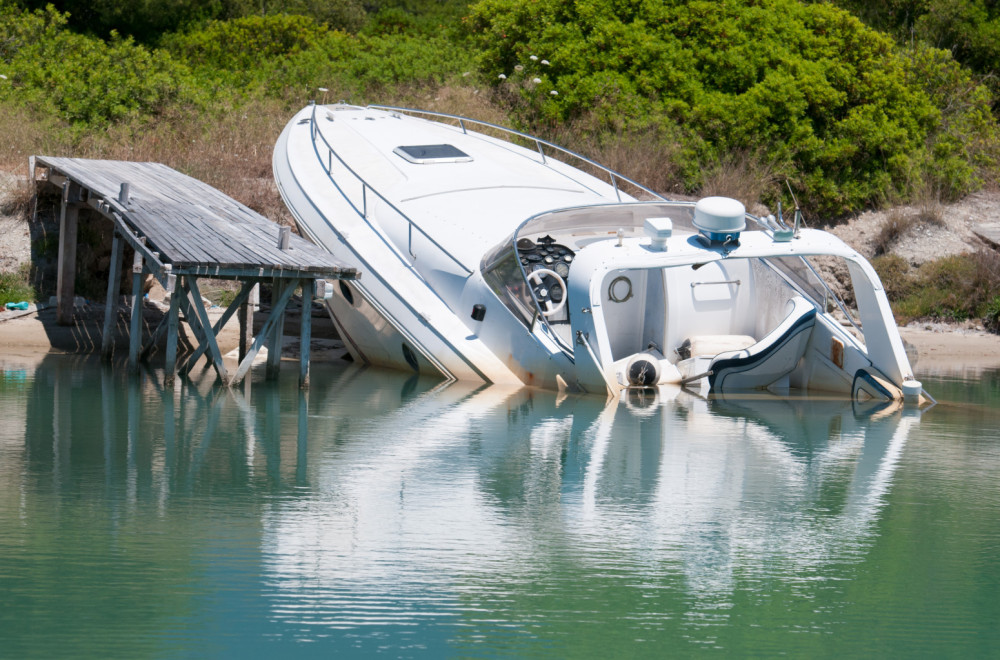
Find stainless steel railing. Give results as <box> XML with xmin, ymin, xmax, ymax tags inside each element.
<box><xmin>370</xmin><ymin>105</ymin><xmax>666</xmax><ymax>203</ymax></box>
<box><xmin>308</xmin><ymin>103</ymin><xmax>473</xmax><ymax>275</ymax></box>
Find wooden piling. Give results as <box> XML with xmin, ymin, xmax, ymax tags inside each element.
<box><xmin>56</xmin><ymin>182</ymin><xmax>79</xmax><ymax>326</ymax></box>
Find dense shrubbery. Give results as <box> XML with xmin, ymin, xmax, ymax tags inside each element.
<box><xmin>162</xmin><ymin>14</ymin><xmax>469</xmax><ymax>99</ymax></box>
<box><xmin>468</xmin><ymin>0</ymin><xmax>1000</xmax><ymax>217</ymax></box>
<box><xmin>827</xmin><ymin>1</ymin><xmax>1000</xmax><ymax>103</ymax></box>
<box><xmin>2</xmin><ymin>0</ymin><xmax>999</xmax><ymax>222</ymax></box>
<box><xmin>14</xmin><ymin>0</ymin><xmax>367</xmax><ymax>41</ymax></box>
<box><xmin>873</xmin><ymin>250</ymin><xmax>1000</xmax><ymax>327</ymax></box>
<box><xmin>0</xmin><ymin>5</ymin><xmax>196</xmax><ymax>128</ymax></box>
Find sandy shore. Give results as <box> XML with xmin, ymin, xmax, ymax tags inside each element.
<box><xmin>898</xmin><ymin>324</ymin><xmax>1000</xmax><ymax>375</ymax></box>
<box><xmin>0</xmin><ymin>301</ymin><xmax>348</xmax><ymax>371</ymax></box>
<box><xmin>3</xmin><ymin>302</ymin><xmax>998</xmax><ymax>379</ymax></box>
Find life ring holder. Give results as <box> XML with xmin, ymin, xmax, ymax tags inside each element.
<box><xmin>608</xmin><ymin>276</ymin><xmax>633</xmax><ymax>303</ymax></box>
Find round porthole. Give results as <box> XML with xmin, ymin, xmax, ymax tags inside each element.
<box><xmin>402</xmin><ymin>343</ymin><xmax>419</xmax><ymax>372</ymax></box>
<box><xmin>339</xmin><ymin>281</ymin><xmax>355</xmax><ymax>306</ymax></box>
<box><xmin>608</xmin><ymin>276</ymin><xmax>633</xmax><ymax>303</ymax></box>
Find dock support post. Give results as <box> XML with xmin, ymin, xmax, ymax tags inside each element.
<box><xmin>300</xmin><ymin>279</ymin><xmax>313</xmax><ymax>389</ymax></box>
<box><xmin>101</xmin><ymin>232</ymin><xmax>124</xmax><ymax>360</ymax></box>
<box><xmin>297</xmin><ymin>388</ymin><xmax>308</xmax><ymax>485</ymax></box>
<box><xmin>185</xmin><ymin>276</ymin><xmax>230</xmax><ymax>385</ymax></box>
<box><xmin>128</xmin><ymin>239</ymin><xmax>145</xmax><ymax>373</ymax></box>
<box><xmin>238</xmin><ymin>283</ymin><xmax>255</xmax><ymax>363</ymax></box>
<box><xmin>266</xmin><ymin>278</ymin><xmax>287</xmax><ymax>381</ymax></box>
<box><xmin>164</xmin><ymin>284</ymin><xmax>180</xmax><ymax>386</ymax></box>
<box><xmin>56</xmin><ymin>182</ymin><xmax>79</xmax><ymax>326</ymax></box>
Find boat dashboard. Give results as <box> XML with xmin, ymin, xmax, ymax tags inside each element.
<box><xmin>516</xmin><ymin>235</ymin><xmax>575</xmax><ymax>321</ymax></box>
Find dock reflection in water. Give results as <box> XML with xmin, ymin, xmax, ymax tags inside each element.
<box><xmin>0</xmin><ymin>356</ymin><xmax>931</xmax><ymax>656</ymax></box>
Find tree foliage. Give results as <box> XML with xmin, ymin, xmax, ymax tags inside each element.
<box><xmin>0</xmin><ymin>4</ymin><xmax>195</xmax><ymax>128</ymax></box>
<box><xmin>468</xmin><ymin>0</ymin><xmax>1000</xmax><ymax>216</ymax></box>
<box><xmin>825</xmin><ymin>1</ymin><xmax>1000</xmax><ymax>105</ymax></box>
<box><xmin>13</xmin><ymin>0</ymin><xmax>365</xmax><ymax>42</ymax></box>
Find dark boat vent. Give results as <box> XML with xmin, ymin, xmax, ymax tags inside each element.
<box><xmin>393</xmin><ymin>144</ymin><xmax>473</xmax><ymax>164</ymax></box>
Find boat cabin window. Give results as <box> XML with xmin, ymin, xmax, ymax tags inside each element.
<box><xmin>482</xmin><ymin>246</ymin><xmax>535</xmax><ymax>325</ymax></box>
<box><xmin>393</xmin><ymin>144</ymin><xmax>472</xmax><ymax>164</ymax></box>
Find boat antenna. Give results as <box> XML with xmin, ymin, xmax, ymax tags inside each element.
<box><xmin>785</xmin><ymin>180</ymin><xmax>802</xmax><ymax>237</ymax></box>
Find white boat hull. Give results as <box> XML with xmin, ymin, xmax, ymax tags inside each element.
<box><xmin>273</xmin><ymin>104</ymin><xmax>925</xmax><ymax>402</ymax></box>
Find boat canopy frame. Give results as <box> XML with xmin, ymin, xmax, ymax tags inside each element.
<box><xmin>481</xmin><ymin>201</ymin><xmax>869</xmax><ymax>354</ymax></box>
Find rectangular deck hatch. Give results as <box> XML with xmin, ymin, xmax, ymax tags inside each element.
<box><xmin>393</xmin><ymin>144</ymin><xmax>472</xmax><ymax>164</ymax></box>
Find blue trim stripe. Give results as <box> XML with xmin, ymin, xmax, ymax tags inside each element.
<box><xmin>709</xmin><ymin>307</ymin><xmax>817</xmax><ymax>390</ymax></box>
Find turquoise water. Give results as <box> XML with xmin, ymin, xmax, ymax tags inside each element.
<box><xmin>1</xmin><ymin>356</ymin><xmax>999</xmax><ymax>658</ymax></box>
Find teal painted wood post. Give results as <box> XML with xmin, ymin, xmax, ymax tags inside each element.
<box><xmin>300</xmin><ymin>279</ymin><xmax>313</xmax><ymax>389</ymax></box>
<box><xmin>128</xmin><ymin>238</ymin><xmax>145</xmax><ymax>373</ymax></box>
<box><xmin>164</xmin><ymin>275</ymin><xmax>181</xmax><ymax>386</ymax></box>
<box><xmin>266</xmin><ymin>279</ymin><xmax>286</xmax><ymax>381</ymax></box>
<box><xmin>101</xmin><ymin>232</ymin><xmax>124</xmax><ymax>361</ymax></box>
<box><xmin>56</xmin><ymin>182</ymin><xmax>79</xmax><ymax>327</ymax></box>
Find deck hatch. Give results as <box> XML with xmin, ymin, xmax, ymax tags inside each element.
<box><xmin>393</xmin><ymin>144</ymin><xmax>472</xmax><ymax>164</ymax></box>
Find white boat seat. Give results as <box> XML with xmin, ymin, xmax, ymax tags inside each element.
<box><xmin>676</xmin><ymin>334</ymin><xmax>756</xmax><ymax>361</ymax></box>
<box><xmin>708</xmin><ymin>296</ymin><xmax>817</xmax><ymax>391</ymax></box>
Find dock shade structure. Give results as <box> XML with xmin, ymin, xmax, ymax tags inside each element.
<box><xmin>32</xmin><ymin>156</ymin><xmax>360</xmax><ymax>388</ymax></box>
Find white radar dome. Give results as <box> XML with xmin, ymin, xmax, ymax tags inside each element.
<box><xmin>693</xmin><ymin>196</ymin><xmax>746</xmax><ymax>236</ymax></box>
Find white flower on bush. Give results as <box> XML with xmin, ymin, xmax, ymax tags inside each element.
<box><xmin>550</xmin><ymin>90</ymin><xmax>558</xmax><ymax>96</ymax></box>
<box><xmin>498</xmin><ymin>73</ymin><xmax>507</xmax><ymax>80</ymax></box>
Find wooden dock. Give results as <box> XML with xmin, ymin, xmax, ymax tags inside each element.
<box><xmin>33</xmin><ymin>156</ymin><xmax>359</xmax><ymax>387</ymax></box>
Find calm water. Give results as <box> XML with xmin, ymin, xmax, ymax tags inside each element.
<box><xmin>1</xmin><ymin>355</ymin><xmax>999</xmax><ymax>658</ymax></box>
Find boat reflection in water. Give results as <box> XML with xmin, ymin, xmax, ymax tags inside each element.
<box><xmin>3</xmin><ymin>356</ymin><xmax>922</xmax><ymax>649</ymax></box>
<box><xmin>261</xmin><ymin>371</ymin><xmax>920</xmax><ymax>630</ymax></box>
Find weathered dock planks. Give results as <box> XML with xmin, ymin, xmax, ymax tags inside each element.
<box><xmin>33</xmin><ymin>156</ymin><xmax>359</xmax><ymax>388</ymax></box>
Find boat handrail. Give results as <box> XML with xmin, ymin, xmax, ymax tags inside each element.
<box><xmin>370</xmin><ymin>104</ymin><xmax>667</xmax><ymax>203</ymax></box>
<box><xmin>308</xmin><ymin>103</ymin><xmax>473</xmax><ymax>275</ymax></box>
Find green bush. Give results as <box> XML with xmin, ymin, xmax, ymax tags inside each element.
<box><xmin>16</xmin><ymin>0</ymin><xmax>365</xmax><ymax>43</ymax></box>
<box><xmin>872</xmin><ymin>254</ymin><xmax>913</xmax><ymax>300</ymax></box>
<box><xmin>886</xmin><ymin>250</ymin><xmax>1000</xmax><ymax>328</ymax></box>
<box><xmin>163</xmin><ymin>14</ymin><xmax>333</xmax><ymax>72</ymax></box>
<box><xmin>0</xmin><ymin>5</ymin><xmax>196</xmax><ymax>129</ymax></box>
<box><xmin>0</xmin><ymin>265</ymin><xmax>35</xmax><ymax>307</ymax></box>
<box><xmin>985</xmin><ymin>296</ymin><xmax>1000</xmax><ymax>333</ymax></box>
<box><xmin>826</xmin><ymin>1</ymin><xmax>1000</xmax><ymax>104</ymax></box>
<box><xmin>468</xmin><ymin>0</ymin><xmax>1000</xmax><ymax>217</ymax></box>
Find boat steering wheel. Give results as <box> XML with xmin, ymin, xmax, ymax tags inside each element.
<box><xmin>527</xmin><ymin>268</ymin><xmax>567</xmax><ymax>317</ymax></box>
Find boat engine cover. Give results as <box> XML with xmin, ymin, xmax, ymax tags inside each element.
<box><xmin>626</xmin><ymin>352</ymin><xmax>661</xmax><ymax>387</ymax></box>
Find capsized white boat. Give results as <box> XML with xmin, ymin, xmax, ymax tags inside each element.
<box><xmin>273</xmin><ymin>103</ymin><xmax>927</xmax><ymax>402</ymax></box>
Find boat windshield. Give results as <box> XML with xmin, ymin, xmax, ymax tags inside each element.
<box><xmin>481</xmin><ymin>202</ymin><xmax>775</xmax><ymax>335</ymax></box>
<box><xmin>514</xmin><ymin>202</ymin><xmax>700</xmax><ymax>243</ymax></box>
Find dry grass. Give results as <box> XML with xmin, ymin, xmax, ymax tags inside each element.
<box><xmin>885</xmin><ymin>248</ymin><xmax>1000</xmax><ymax>326</ymax></box>
<box><xmin>873</xmin><ymin>210</ymin><xmax>918</xmax><ymax>256</ymax></box>
<box><xmin>0</xmin><ymin>175</ymin><xmax>35</xmax><ymax>217</ymax></box>
<box><xmin>537</xmin><ymin>121</ymin><xmax>685</xmax><ymax>200</ymax></box>
<box><xmin>74</xmin><ymin>101</ymin><xmax>296</xmax><ymax>226</ymax></box>
<box><xmin>916</xmin><ymin>199</ymin><xmax>945</xmax><ymax>226</ymax></box>
<box><xmin>0</xmin><ymin>105</ymin><xmax>73</xmax><ymax>172</ymax></box>
<box><xmin>0</xmin><ymin>99</ymin><xmax>297</xmax><ymax>227</ymax></box>
<box><xmin>696</xmin><ymin>148</ymin><xmax>780</xmax><ymax>212</ymax></box>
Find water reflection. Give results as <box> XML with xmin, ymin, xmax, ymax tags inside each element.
<box><xmin>0</xmin><ymin>356</ymin><xmax>926</xmax><ymax>655</ymax></box>
<box><xmin>259</xmin><ymin>377</ymin><xmax>920</xmax><ymax>639</ymax></box>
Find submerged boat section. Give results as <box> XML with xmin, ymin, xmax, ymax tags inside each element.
<box><xmin>273</xmin><ymin>103</ymin><xmax>927</xmax><ymax>403</ymax></box>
